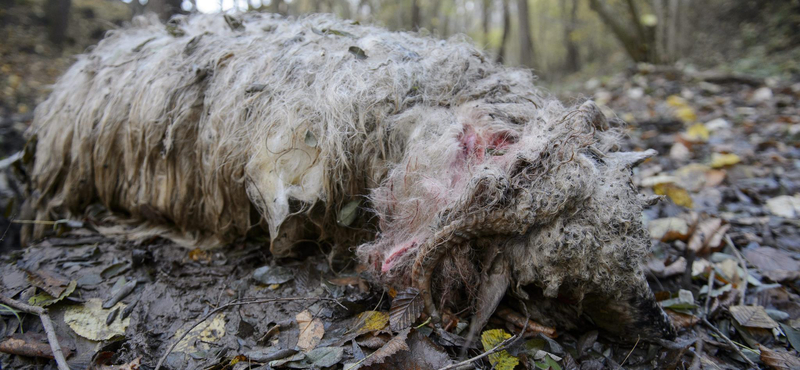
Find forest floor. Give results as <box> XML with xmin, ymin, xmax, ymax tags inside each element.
<box><xmin>1</xmin><ymin>5</ymin><xmax>800</xmax><ymax>370</ymax></box>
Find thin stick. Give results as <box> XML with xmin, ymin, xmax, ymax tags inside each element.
<box><xmin>154</xmin><ymin>297</ymin><xmax>336</xmax><ymax>370</ymax></box>
<box><xmin>619</xmin><ymin>335</ymin><xmax>640</xmax><ymax>368</ymax></box>
<box><xmin>0</xmin><ymin>295</ymin><xmax>70</xmax><ymax>370</ymax></box>
<box><xmin>724</xmin><ymin>235</ymin><xmax>747</xmax><ymax>306</ymax></box>
<box><xmin>437</xmin><ymin>332</ymin><xmax>520</xmax><ymax>370</ymax></box>
<box><xmin>439</xmin><ymin>310</ymin><xmax>528</xmax><ymax>370</ymax></box>
<box><xmin>701</xmin><ymin>318</ymin><xmax>757</xmax><ymax>369</ymax></box>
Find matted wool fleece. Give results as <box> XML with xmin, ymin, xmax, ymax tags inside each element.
<box><xmin>23</xmin><ymin>13</ymin><xmax>674</xmax><ymax>339</ymax></box>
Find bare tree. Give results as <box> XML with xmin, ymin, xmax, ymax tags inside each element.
<box><xmin>496</xmin><ymin>0</ymin><xmax>510</xmax><ymax>63</ymax></box>
<box><xmin>45</xmin><ymin>0</ymin><xmax>71</xmax><ymax>46</ymax></box>
<box><xmin>411</xmin><ymin>0</ymin><xmax>421</xmax><ymax>30</ymax></box>
<box><xmin>517</xmin><ymin>0</ymin><xmax>533</xmax><ymax>67</ymax></box>
<box><xmin>482</xmin><ymin>0</ymin><xmax>492</xmax><ymax>45</ymax></box>
<box><xmin>562</xmin><ymin>0</ymin><xmax>580</xmax><ymax>72</ymax></box>
<box><xmin>146</xmin><ymin>0</ymin><xmax>183</xmax><ymax>21</ymax></box>
<box><xmin>589</xmin><ymin>0</ymin><xmax>659</xmax><ymax>63</ymax></box>
<box><xmin>271</xmin><ymin>0</ymin><xmax>284</xmax><ymax>14</ymax></box>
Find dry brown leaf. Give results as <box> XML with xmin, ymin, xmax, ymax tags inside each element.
<box><xmin>665</xmin><ymin>309</ymin><xmax>699</xmax><ymax>329</ymax></box>
<box><xmin>704</xmin><ymin>169</ymin><xmax>726</xmax><ymax>187</ymax></box>
<box><xmin>758</xmin><ymin>344</ymin><xmax>800</xmax><ymax>370</ymax></box>
<box><xmin>687</xmin><ymin>218</ymin><xmax>728</xmax><ymax>254</ymax></box>
<box><xmin>648</xmin><ymin>217</ymin><xmax>690</xmax><ymax>242</ymax></box>
<box><xmin>360</xmin><ymin>328</ymin><xmax>410</xmax><ymax>368</ymax></box>
<box><xmin>94</xmin><ymin>357</ymin><xmax>141</xmax><ymax>370</ymax></box>
<box><xmin>25</xmin><ymin>269</ymin><xmax>71</xmax><ymax>298</ymax></box>
<box><xmin>744</xmin><ymin>247</ymin><xmax>800</xmax><ymax>283</ymax></box>
<box><xmin>389</xmin><ymin>287</ymin><xmax>423</xmax><ymax>332</ymax></box>
<box><xmin>730</xmin><ymin>305</ymin><xmax>779</xmax><ymax>329</ymax></box>
<box><xmin>296</xmin><ymin>310</ymin><xmax>325</xmax><ymax>352</ymax></box>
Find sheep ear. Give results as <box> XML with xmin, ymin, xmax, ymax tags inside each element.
<box><xmin>609</xmin><ymin>149</ymin><xmax>658</xmax><ymax>168</ymax></box>
<box><xmin>462</xmin><ymin>256</ymin><xmax>509</xmax><ymax>353</ymax></box>
<box><xmin>578</xmin><ymin>100</ymin><xmax>609</xmax><ymax>131</ymax></box>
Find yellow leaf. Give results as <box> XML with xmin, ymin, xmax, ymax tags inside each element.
<box><xmin>675</xmin><ymin>107</ymin><xmax>697</xmax><ymax>123</ymax></box>
<box><xmin>684</xmin><ymin>123</ymin><xmax>709</xmax><ymax>141</ymax></box>
<box><xmin>64</xmin><ymin>298</ymin><xmax>130</xmax><ymax>341</ymax></box>
<box><xmin>710</xmin><ymin>153</ymin><xmax>740</xmax><ymax>168</ymax></box>
<box><xmin>654</xmin><ymin>183</ymin><xmax>694</xmax><ymax>208</ymax></box>
<box><xmin>480</xmin><ymin>329</ymin><xmax>519</xmax><ymax>370</ymax></box>
<box><xmin>351</xmin><ymin>310</ymin><xmax>389</xmax><ymax>336</ymax></box>
<box><xmin>666</xmin><ymin>95</ymin><xmax>687</xmax><ymax>107</ymax></box>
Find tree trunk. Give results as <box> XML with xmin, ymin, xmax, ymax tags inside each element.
<box><xmin>45</xmin><ymin>0</ymin><xmax>71</xmax><ymax>46</ymax></box>
<box><xmin>589</xmin><ymin>0</ymin><xmax>648</xmax><ymax>63</ymax></box>
<box><xmin>563</xmin><ymin>0</ymin><xmax>580</xmax><ymax>73</ymax></box>
<box><xmin>482</xmin><ymin>0</ymin><xmax>492</xmax><ymax>45</ymax></box>
<box><xmin>411</xmin><ymin>0</ymin><xmax>421</xmax><ymax>30</ymax></box>
<box><xmin>496</xmin><ymin>0</ymin><xmax>510</xmax><ymax>63</ymax></box>
<box><xmin>271</xmin><ymin>0</ymin><xmax>283</xmax><ymax>14</ymax></box>
<box><xmin>517</xmin><ymin>0</ymin><xmax>533</xmax><ymax>67</ymax></box>
<box><xmin>146</xmin><ymin>0</ymin><xmax>182</xmax><ymax>21</ymax></box>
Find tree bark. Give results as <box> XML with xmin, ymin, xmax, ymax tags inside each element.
<box><xmin>45</xmin><ymin>0</ymin><xmax>71</xmax><ymax>46</ymax></box>
<box><xmin>563</xmin><ymin>0</ymin><xmax>580</xmax><ymax>73</ymax></box>
<box><xmin>589</xmin><ymin>0</ymin><xmax>648</xmax><ymax>63</ymax></box>
<box><xmin>411</xmin><ymin>0</ymin><xmax>421</xmax><ymax>30</ymax></box>
<box><xmin>271</xmin><ymin>0</ymin><xmax>283</xmax><ymax>14</ymax></box>
<box><xmin>482</xmin><ymin>0</ymin><xmax>492</xmax><ymax>45</ymax></box>
<box><xmin>496</xmin><ymin>0</ymin><xmax>510</xmax><ymax>64</ymax></box>
<box><xmin>517</xmin><ymin>0</ymin><xmax>533</xmax><ymax>67</ymax></box>
<box><xmin>146</xmin><ymin>0</ymin><xmax>183</xmax><ymax>21</ymax></box>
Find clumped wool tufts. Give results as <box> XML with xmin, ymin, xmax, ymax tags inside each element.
<box><xmin>23</xmin><ymin>13</ymin><xmax>673</xmax><ymax>339</ymax></box>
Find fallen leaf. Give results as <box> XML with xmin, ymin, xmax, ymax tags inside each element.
<box><xmin>659</xmin><ymin>290</ymin><xmax>698</xmax><ymax>311</ymax></box>
<box><xmin>665</xmin><ymin>310</ymin><xmax>699</xmax><ymax>329</ymax></box>
<box><xmin>705</xmin><ymin>169</ymin><xmax>726</xmax><ymax>187</ymax></box>
<box><xmin>26</xmin><ymin>269</ymin><xmax>71</xmax><ymax>298</ymax></box>
<box><xmin>758</xmin><ymin>344</ymin><xmax>800</xmax><ymax>370</ymax></box>
<box><xmin>351</xmin><ymin>311</ymin><xmax>389</xmax><ymax>336</ymax></box>
<box><xmin>687</xmin><ymin>218</ymin><xmax>728</xmax><ymax>254</ymax></box>
<box><xmin>29</xmin><ymin>280</ymin><xmax>76</xmax><ymax>307</ymax></box>
<box><xmin>337</xmin><ymin>200</ymin><xmax>361</xmax><ymax>226</ymax></box>
<box><xmin>254</xmin><ymin>265</ymin><xmax>294</xmax><ymax>285</ymax></box>
<box><xmin>710</xmin><ymin>153</ymin><xmax>741</xmax><ymax>169</ymax></box>
<box><xmin>297</xmin><ymin>310</ymin><xmax>325</xmax><ymax>352</ymax></box>
<box><xmin>360</xmin><ymin>328</ymin><xmax>410</xmax><ymax>368</ymax></box>
<box><xmin>174</xmin><ymin>313</ymin><xmax>227</xmax><ymax>353</ymax></box>
<box><xmin>64</xmin><ymin>298</ymin><xmax>130</xmax><ymax>341</ymax></box>
<box><xmin>765</xmin><ymin>195</ymin><xmax>800</xmax><ymax>219</ymax></box>
<box><xmin>348</xmin><ymin>46</ymin><xmax>368</xmax><ymax>60</ymax></box>
<box><xmin>684</xmin><ymin>123</ymin><xmax>708</xmax><ymax>141</ymax></box>
<box><xmin>94</xmin><ymin>357</ymin><xmax>141</xmax><ymax>370</ymax></box>
<box><xmin>389</xmin><ymin>288</ymin><xmax>423</xmax><ymax>332</ymax></box>
<box><xmin>743</xmin><ymin>247</ymin><xmax>800</xmax><ymax>282</ymax></box>
<box><xmin>647</xmin><ymin>217</ymin><xmax>690</xmax><ymax>241</ymax></box>
<box><xmin>730</xmin><ymin>305</ymin><xmax>779</xmax><ymax>329</ymax></box>
<box><xmin>480</xmin><ymin>329</ymin><xmax>518</xmax><ymax>370</ymax></box>
<box><xmin>654</xmin><ymin>183</ymin><xmax>693</xmax><ymax>208</ymax></box>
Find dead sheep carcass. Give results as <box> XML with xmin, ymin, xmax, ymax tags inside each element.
<box><xmin>21</xmin><ymin>13</ymin><xmax>675</xmax><ymax>340</ymax></box>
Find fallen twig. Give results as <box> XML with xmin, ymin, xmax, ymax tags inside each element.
<box><xmin>0</xmin><ymin>295</ymin><xmax>70</xmax><ymax>370</ymax></box>
<box><xmin>701</xmin><ymin>318</ymin><xmax>757</xmax><ymax>369</ymax></box>
<box><xmin>438</xmin><ymin>332</ymin><xmax>521</xmax><ymax>370</ymax></box>
<box><xmin>724</xmin><ymin>235</ymin><xmax>748</xmax><ymax>306</ymax></box>
<box><xmin>154</xmin><ymin>296</ymin><xmax>339</xmax><ymax>370</ymax></box>
<box><xmin>619</xmin><ymin>336</ymin><xmax>640</xmax><ymax>368</ymax></box>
